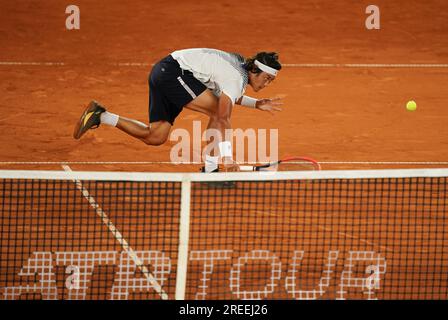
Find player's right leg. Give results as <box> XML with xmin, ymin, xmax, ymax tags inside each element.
<box><xmin>73</xmin><ymin>101</ymin><xmax>171</xmax><ymax>145</ymax></box>
<box><xmin>116</xmin><ymin>117</ymin><xmax>171</xmax><ymax>146</ymax></box>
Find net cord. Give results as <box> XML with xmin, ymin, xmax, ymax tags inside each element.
<box><xmin>1</xmin><ymin>168</ymin><xmax>448</xmax><ymax>182</ymax></box>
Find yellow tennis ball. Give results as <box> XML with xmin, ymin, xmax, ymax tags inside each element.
<box><xmin>406</xmin><ymin>100</ymin><xmax>417</xmax><ymax>111</ymax></box>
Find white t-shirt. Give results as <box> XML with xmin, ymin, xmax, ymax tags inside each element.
<box><xmin>171</xmin><ymin>48</ymin><xmax>248</xmax><ymax>104</ymax></box>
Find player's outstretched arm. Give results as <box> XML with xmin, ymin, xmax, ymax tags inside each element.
<box><xmin>255</xmin><ymin>97</ymin><xmax>283</xmax><ymax>114</ymax></box>
<box><xmin>236</xmin><ymin>96</ymin><xmax>283</xmax><ymax>115</ymax></box>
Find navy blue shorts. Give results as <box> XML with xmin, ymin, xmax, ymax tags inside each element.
<box><xmin>148</xmin><ymin>55</ymin><xmax>207</xmax><ymax>125</ymax></box>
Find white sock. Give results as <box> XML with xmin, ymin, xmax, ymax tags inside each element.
<box><xmin>100</xmin><ymin>111</ymin><xmax>119</xmax><ymax>127</ymax></box>
<box><xmin>205</xmin><ymin>155</ymin><xmax>219</xmax><ymax>173</ymax></box>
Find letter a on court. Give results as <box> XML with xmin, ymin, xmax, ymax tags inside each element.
<box><xmin>66</xmin><ymin>5</ymin><xmax>80</xmax><ymax>30</ymax></box>
<box><xmin>365</xmin><ymin>5</ymin><xmax>380</xmax><ymax>30</ymax></box>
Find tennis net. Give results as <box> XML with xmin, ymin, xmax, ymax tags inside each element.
<box><xmin>0</xmin><ymin>169</ymin><xmax>447</xmax><ymax>300</ymax></box>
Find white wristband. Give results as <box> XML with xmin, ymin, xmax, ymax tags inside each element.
<box><xmin>240</xmin><ymin>96</ymin><xmax>257</xmax><ymax>108</ymax></box>
<box><xmin>218</xmin><ymin>141</ymin><xmax>232</xmax><ymax>158</ymax></box>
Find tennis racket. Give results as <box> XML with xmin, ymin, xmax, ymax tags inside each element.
<box><xmin>239</xmin><ymin>156</ymin><xmax>321</xmax><ymax>171</ymax></box>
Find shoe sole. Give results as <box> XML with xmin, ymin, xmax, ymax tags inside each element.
<box><xmin>73</xmin><ymin>101</ymin><xmax>104</xmax><ymax>139</ymax></box>
<box><xmin>198</xmin><ymin>167</ymin><xmax>237</xmax><ymax>188</ymax></box>
<box><xmin>200</xmin><ymin>181</ymin><xmax>237</xmax><ymax>189</ymax></box>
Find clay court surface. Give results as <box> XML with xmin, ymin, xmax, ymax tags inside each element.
<box><xmin>0</xmin><ymin>0</ymin><xmax>448</xmax><ymax>301</ymax></box>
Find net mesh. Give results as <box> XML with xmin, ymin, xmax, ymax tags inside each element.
<box><xmin>1</xmin><ymin>171</ymin><xmax>447</xmax><ymax>300</ymax></box>
<box><xmin>188</xmin><ymin>177</ymin><xmax>448</xmax><ymax>299</ymax></box>
<box><xmin>0</xmin><ymin>179</ymin><xmax>181</xmax><ymax>300</ymax></box>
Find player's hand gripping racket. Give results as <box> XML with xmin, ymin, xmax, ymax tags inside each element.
<box><xmin>239</xmin><ymin>156</ymin><xmax>321</xmax><ymax>171</ymax></box>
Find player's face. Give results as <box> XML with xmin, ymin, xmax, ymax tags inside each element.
<box><xmin>250</xmin><ymin>72</ymin><xmax>275</xmax><ymax>92</ymax></box>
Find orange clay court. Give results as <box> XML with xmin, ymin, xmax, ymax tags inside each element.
<box><xmin>0</xmin><ymin>0</ymin><xmax>448</xmax><ymax>300</ymax></box>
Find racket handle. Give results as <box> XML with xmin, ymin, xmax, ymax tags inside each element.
<box><xmin>240</xmin><ymin>163</ymin><xmax>279</xmax><ymax>171</ymax></box>
<box><xmin>239</xmin><ymin>165</ymin><xmax>256</xmax><ymax>171</ymax></box>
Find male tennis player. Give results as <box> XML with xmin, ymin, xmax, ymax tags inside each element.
<box><xmin>73</xmin><ymin>48</ymin><xmax>282</xmax><ymax>172</ymax></box>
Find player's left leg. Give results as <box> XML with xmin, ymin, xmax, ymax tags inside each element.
<box><xmin>184</xmin><ymin>90</ymin><xmax>234</xmax><ymax>173</ymax></box>
<box><xmin>184</xmin><ymin>89</ymin><xmax>220</xmax><ymax>132</ymax></box>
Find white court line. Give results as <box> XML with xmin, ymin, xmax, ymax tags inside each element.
<box><xmin>0</xmin><ymin>62</ymin><xmax>65</xmax><ymax>66</ymax></box>
<box><xmin>283</xmin><ymin>63</ymin><xmax>448</xmax><ymax>68</ymax></box>
<box><xmin>2</xmin><ymin>161</ymin><xmax>448</xmax><ymax>165</ymax></box>
<box><xmin>116</xmin><ymin>62</ymin><xmax>151</xmax><ymax>67</ymax></box>
<box><xmin>62</xmin><ymin>164</ymin><xmax>169</xmax><ymax>300</ymax></box>
<box><xmin>1</xmin><ymin>61</ymin><xmax>448</xmax><ymax>68</ymax></box>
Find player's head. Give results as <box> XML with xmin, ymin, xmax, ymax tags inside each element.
<box><xmin>244</xmin><ymin>52</ymin><xmax>282</xmax><ymax>92</ymax></box>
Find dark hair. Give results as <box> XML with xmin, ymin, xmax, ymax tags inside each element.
<box><xmin>243</xmin><ymin>52</ymin><xmax>282</xmax><ymax>74</ymax></box>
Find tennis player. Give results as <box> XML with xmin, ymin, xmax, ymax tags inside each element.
<box><xmin>73</xmin><ymin>48</ymin><xmax>282</xmax><ymax>172</ymax></box>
